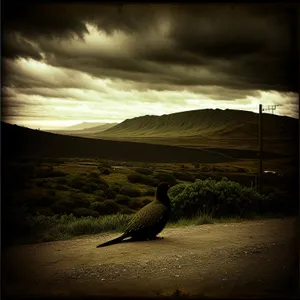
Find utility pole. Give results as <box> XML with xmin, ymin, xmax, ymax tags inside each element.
<box><xmin>258</xmin><ymin>103</ymin><xmax>282</xmax><ymax>194</ymax></box>
<box><xmin>258</xmin><ymin>104</ymin><xmax>263</xmax><ymax>194</ymax></box>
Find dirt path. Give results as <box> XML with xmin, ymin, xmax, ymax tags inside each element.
<box><xmin>2</xmin><ymin>218</ymin><xmax>299</xmax><ymax>298</ymax></box>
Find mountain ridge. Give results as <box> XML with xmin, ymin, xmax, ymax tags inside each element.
<box><xmin>97</xmin><ymin>108</ymin><xmax>298</xmax><ymax>138</ymax></box>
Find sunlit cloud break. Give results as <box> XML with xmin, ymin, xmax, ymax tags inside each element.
<box><xmin>3</xmin><ymin>4</ymin><xmax>298</xmax><ymax>129</ymax></box>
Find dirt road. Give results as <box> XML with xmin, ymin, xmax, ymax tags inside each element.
<box><xmin>2</xmin><ymin>218</ymin><xmax>299</xmax><ymax>298</ymax></box>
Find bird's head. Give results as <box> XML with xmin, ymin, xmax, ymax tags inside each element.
<box><xmin>156</xmin><ymin>182</ymin><xmax>172</xmax><ymax>206</ymax></box>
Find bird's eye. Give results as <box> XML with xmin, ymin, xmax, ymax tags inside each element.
<box><xmin>168</xmin><ymin>184</ymin><xmax>171</xmax><ymax>188</ymax></box>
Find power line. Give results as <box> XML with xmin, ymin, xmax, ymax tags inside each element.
<box><xmin>262</xmin><ymin>104</ymin><xmax>282</xmax><ymax>114</ymax></box>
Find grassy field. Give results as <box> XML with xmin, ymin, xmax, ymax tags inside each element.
<box><xmin>2</xmin><ymin>110</ymin><xmax>298</xmax><ymax>246</ymax></box>
<box><xmin>2</xmin><ymin>155</ymin><xmax>298</xmax><ymax>246</ymax></box>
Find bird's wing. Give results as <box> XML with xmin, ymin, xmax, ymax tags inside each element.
<box><xmin>125</xmin><ymin>202</ymin><xmax>168</xmax><ymax>235</ymax></box>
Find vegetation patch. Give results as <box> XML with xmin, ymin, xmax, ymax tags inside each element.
<box><xmin>127</xmin><ymin>173</ymin><xmax>159</xmax><ymax>186</ymax></box>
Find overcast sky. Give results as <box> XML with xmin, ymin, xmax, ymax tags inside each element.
<box><xmin>2</xmin><ymin>3</ymin><xmax>298</xmax><ymax>129</ymax></box>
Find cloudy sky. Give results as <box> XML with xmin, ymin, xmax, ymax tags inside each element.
<box><xmin>2</xmin><ymin>3</ymin><xmax>299</xmax><ymax>129</ymax></box>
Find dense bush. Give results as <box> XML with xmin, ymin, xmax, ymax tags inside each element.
<box><xmin>128</xmin><ymin>198</ymin><xmax>143</xmax><ymax>210</ymax></box>
<box><xmin>90</xmin><ymin>201</ymin><xmax>106</xmax><ymax>213</ymax></box>
<box><xmin>67</xmin><ymin>173</ymin><xmax>108</xmax><ymax>193</ymax></box>
<box><xmin>119</xmin><ymin>186</ymin><xmax>141</xmax><ymax>197</ymax></box>
<box><xmin>109</xmin><ymin>183</ymin><xmax>121</xmax><ymax>194</ymax></box>
<box><xmin>71</xmin><ymin>193</ymin><xmax>90</xmax><ymax>208</ymax></box>
<box><xmin>94</xmin><ymin>190</ymin><xmax>105</xmax><ymax>197</ymax></box>
<box><xmin>103</xmin><ymin>200</ymin><xmax>121</xmax><ymax>214</ymax></box>
<box><xmin>142</xmin><ymin>188</ymin><xmax>155</xmax><ymax>196</ymax></box>
<box><xmin>127</xmin><ymin>174</ymin><xmax>159</xmax><ymax>187</ymax></box>
<box><xmin>99</xmin><ymin>168</ymin><xmax>110</xmax><ymax>175</ymax></box>
<box><xmin>169</xmin><ymin>178</ymin><xmax>263</xmax><ymax>220</ymax></box>
<box><xmin>68</xmin><ymin>175</ymin><xmax>86</xmax><ymax>189</ymax></box>
<box><xmin>134</xmin><ymin>168</ymin><xmax>153</xmax><ymax>175</ymax></box>
<box><xmin>94</xmin><ymin>195</ymin><xmax>105</xmax><ymax>202</ymax></box>
<box><xmin>173</xmin><ymin>171</ymin><xmax>195</xmax><ymax>183</ymax></box>
<box><xmin>51</xmin><ymin>200</ymin><xmax>75</xmax><ymax>214</ymax></box>
<box><xmin>120</xmin><ymin>207</ymin><xmax>134</xmax><ymax>215</ymax></box>
<box><xmin>168</xmin><ymin>183</ymin><xmax>187</xmax><ymax>199</ymax></box>
<box><xmin>115</xmin><ymin>194</ymin><xmax>132</xmax><ymax>205</ymax></box>
<box><xmin>154</xmin><ymin>173</ymin><xmax>177</xmax><ymax>185</ymax></box>
<box><xmin>104</xmin><ymin>188</ymin><xmax>117</xmax><ymax>199</ymax></box>
<box><xmin>73</xmin><ymin>208</ymin><xmax>99</xmax><ymax>218</ymax></box>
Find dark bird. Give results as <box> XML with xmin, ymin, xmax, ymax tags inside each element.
<box><xmin>96</xmin><ymin>182</ymin><xmax>171</xmax><ymax>248</ymax></box>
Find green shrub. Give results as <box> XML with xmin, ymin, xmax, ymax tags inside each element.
<box><xmin>81</xmin><ymin>182</ymin><xmax>102</xmax><ymax>194</ymax></box>
<box><xmin>134</xmin><ymin>168</ymin><xmax>153</xmax><ymax>175</ymax></box>
<box><xmin>103</xmin><ymin>200</ymin><xmax>121</xmax><ymax>214</ymax></box>
<box><xmin>88</xmin><ymin>171</ymin><xmax>100</xmax><ymax>179</ymax></box>
<box><xmin>73</xmin><ymin>208</ymin><xmax>99</xmax><ymax>218</ymax></box>
<box><xmin>94</xmin><ymin>190</ymin><xmax>105</xmax><ymax>197</ymax></box>
<box><xmin>115</xmin><ymin>194</ymin><xmax>132</xmax><ymax>205</ymax></box>
<box><xmin>169</xmin><ymin>178</ymin><xmax>262</xmax><ymax>220</ymax></box>
<box><xmin>110</xmin><ymin>183</ymin><xmax>121</xmax><ymax>194</ymax></box>
<box><xmin>90</xmin><ymin>201</ymin><xmax>106</xmax><ymax>212</ymax></box>
<box><xmin>94</xmin><ymin>195</ymin><xmax>105</xmax><ymax>202</ymax></box>
<box><xmin>128</xmin><ymin>199</ymin><xmax>143</xmax><ymax>210</ymax></box>
<box><xmin>119</xmin><ymin>186</ymin><xmax>141</xmax><ymax>197</ymax></box>
<box><xmin>68</xmin><ymin>175</ymin><xmax>86</xmax><ymax>189</ymax></box>
<box><xmin>168</xmin><ymin>183</ymin><xmax>188</xmax><ymax>199</ymax></box>
<box><xmin>154</xmin><ymin>173</ymin><xmax>177</xmax><ymax>185</ymax></box>
<box><xmin>142</xmin><ymin>188</ymin><xmax>155</xmax><ymax>196</ymax></box>
<box><xmin>127</xmin><ymin>174</ymin><xmax>159</xmax><ymax>186</ymax></box>
<box><xmin>51</xmin><ymin>200</ymin><xmax>74</xmax><ymax>214</ymax></box>
<box><xmin>120</xmin><ymin>207</ymin><xmax>134</xmax><ymax>214</ymax></box>
<box><xmin>173</xmin><ymin>171</ymin><xmax>195</xmax><ymax>182</ymax></box>
<box><xmin>104</xmin><ymin>188</ymin><xmax>117</xmax><ymax>199</ymax></box>
<box><xmin>71</xmin><ymin>193</ymin><xmax>90</xmax><ymax>208</ymax></box>
<box><xmin>99</xmin><ymin>168</ymin><xmax>110</xmax><ymax>175</ymax></box>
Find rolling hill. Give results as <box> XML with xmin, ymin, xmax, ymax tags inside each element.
<box><xmin>49</xmin><ymin>123</ymin><xmax>118</xmax><ymax>135</ymax></box>
<box><xmin>1</xmin><ymin>122</ymin><xmax>283</xmax><ymax>162</ymax></box>
<box><xmin>64</xmin><ymin>122</ymin><xmax>108</xmax><ymax>130</ymax></box>
<box><xmin>96</xmin><ymin>109</ymin><xmax>298</xmax><ymax>139</ymax></box>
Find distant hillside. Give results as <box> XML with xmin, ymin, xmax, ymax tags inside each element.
<box><xmin>64</xmin><ymin>122</ymin><xmax>106</xmax><ymax>130</ymax></box>
<box><xmin>49</xmin><ymin>123</ymin><xmax>118</xmax><ymax>135</ymax></box>
<box><xmin>98</xmin><ymin>109</ymin><xmax>298</xmax><ymax>139</ymax></box>
<box><xmin>1</xmin><ymin>122</ymin><xmax>282</xmax><ymax>162</ymax></box>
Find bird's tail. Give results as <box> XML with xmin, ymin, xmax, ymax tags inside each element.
<box><xmin>96</xmin><ymin>234</ymin><xmax>126</xmax><ymax>248</ymax></box>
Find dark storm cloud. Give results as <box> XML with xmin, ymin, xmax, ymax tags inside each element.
<box><xmin>2</xmin><ymin>32</ymin><xmax>44</xmax><ymax>61</ymax></box>
<box><xmin>3</xmin><ymin>3</ymin><xmax>297</xmax><ymax>94</ymax></box>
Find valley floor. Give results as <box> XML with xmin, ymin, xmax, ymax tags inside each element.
<box><xmin>3</xmin><ymin>218</ymin><xmax>298</xmax><ymax>298</ymax></box>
